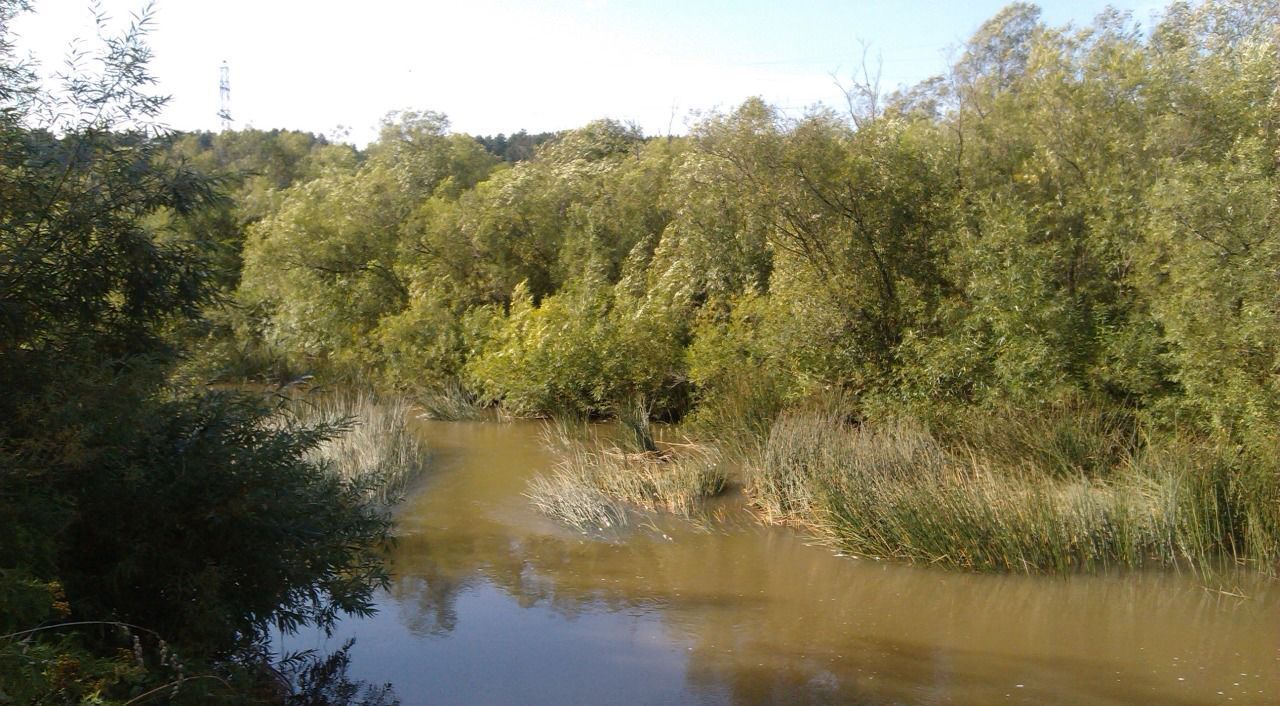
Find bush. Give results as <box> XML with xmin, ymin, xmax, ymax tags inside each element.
<box><xmin>58</xmin><ymin>391</ymin><xmax>394</xmax><ymax>652</ymax></box>
<box><xmin>466</xmin><ymin>279</ymin><xmax>686</xmax><ymax>418</ymax></box>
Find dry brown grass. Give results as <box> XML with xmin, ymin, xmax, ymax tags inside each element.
<box><xmin>528</xmin><ymin>421</ymin><xmax>728</xmax><ymax>532</ymax></box>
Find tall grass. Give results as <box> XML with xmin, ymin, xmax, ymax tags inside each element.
<box><xmin>749</xmin><ymin>411</ymin><xmax>1280</xmax><ymax>574</ymax></box>
<box><xmin>614</xmin><ymin>393</ymin><xmax>658</xmax><ymax>454</ymax></box>
<box><xmin>682</xmin><ymin>373</ymin><xmax>788</xmax><ymax>462</ymax></box>
<box><xmin>290</xmin><ymin>391</ymin><xmax>431</xmax><ymax>506</ymax></box>
<box><xmin>929</xmin><ymin>398</ymin><xmax>1140</xmax><ymax>480</ymax></box>
<box><xmin>415</xmin><ymin>380</ymin><xmax>486</xmax><ymax>421</ymax></box>
<box><xmin>528</xmin><ymin>420</ymin><xmax>728</xmax><ymax>533</ymax></box>
<box><xmin>1132</xmin><ymin>437</ymin><xmax>1280</xmax><ymax>574</ymax></box>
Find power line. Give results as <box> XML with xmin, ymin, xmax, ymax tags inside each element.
<box><xmin>218</xmin><ymin>60</ymin><xmax>234</xmax><ymax>131</ymax></box>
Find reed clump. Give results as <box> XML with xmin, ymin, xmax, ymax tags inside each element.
<box><xmin>750</xmin><ymin>411</ymin><xmax>1280</xmax><ymax>574</ymax></box>
<box><xmin>682</xmin><ymin>373</ymin><xmax>789</xmax><ymax>463</ymax></box>
<box><xmin>416</xmin><ymin>380</ymin><xmax>487</xmax><ymax>421</ymax></box>
<box><xmin>528</xmin><ymin>420</ymin><xmax>728</xmax><ymax>532</ymax></box>
<box><xmin>290</xmin><ymin>390</ymin><xmax>431</xmax><ymax>506</ymax></box>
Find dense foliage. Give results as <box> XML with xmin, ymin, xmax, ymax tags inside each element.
<box><xmin>0</xmin><ymin>3</ymin><xmax>396</xmax><ymax>701</ymax></box>
<box><xmin>228</xmin><ymin>0</ymin><xmax>1277</xmax><ymax>433</ymax></box>
<box><xmin>472</xmin><ymin>130</ymin><xmax>560</xmax><ymax>163</ymax></box>
<box><xmin>216</xmin><ymin>0</ymin><xmax>1280</xmax><ymax>572</ymax></box>
<box><xmin>5</xmin><ymin>5</ymin><xmax>1276</xmax><ymax>696</ymax></box>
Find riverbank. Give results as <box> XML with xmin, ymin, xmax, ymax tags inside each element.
<box><xmin>525</xmin><ymin>398</ymin><xmax>1280</xmax><ymax>577</ymax></box>
<box><xmin>748</xmin><ymin>411</ymin><xmax>1279</xmax><ymax>574</ymax></box>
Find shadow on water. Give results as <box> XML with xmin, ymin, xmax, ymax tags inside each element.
<box><xmin>285</xmin><ymin>421</ymin><xmax>1280</xmax><ymax>706</ymax></box>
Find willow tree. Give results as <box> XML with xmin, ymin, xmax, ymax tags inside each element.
<box><xmin>239</xmin><ymin>111</ymin><xmax>499</xmax><ymax>379</ymax></box>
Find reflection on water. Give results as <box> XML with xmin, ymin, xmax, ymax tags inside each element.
<box><xmin>285</xmin><ymin>421</ymin><xmax>1280</xmax><ymax>705</ymax></box>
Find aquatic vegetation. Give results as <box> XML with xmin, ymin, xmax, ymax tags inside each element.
<box><xmin>750</xmin><ymin>413</ymin><xmax>1280</xmax><ymax>574</ymax></box>
<box><xmin>289</xmin><ymin>391</ymin><xmax>431</xmax><ymax>506</ymax></box>
<box><xmin>527</xmin><ymin>464</ymin><xmax>631</xmax><ymax>533</ymax></box>
<box><xmin>416</xmin><ymin>380</ymin><xmax>487</xmax><ymax>421</ymax></box>
<box><xmin>614</xmin><ymin>393</ymin><xmax>658</xmax><ymax>454</ymax></box>
<box><xmin>528</xmin><ymin>421</ymin><xmax>727</xmax><ymax>532</ymax></box>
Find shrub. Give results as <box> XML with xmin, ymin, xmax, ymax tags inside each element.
<box><xmin>57</xmin><ymin>391</ymin><xmax>395</xmax><ymax>652</ymax></box>
<box><xmin>467</xmin><ymin>280</ymin><xmax>686</xmax><ymax>418</ymax></box>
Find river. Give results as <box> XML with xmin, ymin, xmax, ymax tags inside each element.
<box><xmin>284</xmin><ymin>420</ymin><xmax>1280</xmax><ymax>705</ymax></box>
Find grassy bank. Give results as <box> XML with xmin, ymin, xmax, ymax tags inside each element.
<box><xmin>528</xmin><ymin>420</ymin><xmax>728</xmax><ymax>533</ymax></box>
<box><xmin>747</xmin><ymin>410</ymin><xmax>1280</xmax><ymax>575</ymax></box>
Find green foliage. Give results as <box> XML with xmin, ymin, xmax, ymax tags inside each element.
<box><xmin>466</xmin><ymin>277</ymin><xmax>687</xmax><ymax>417</ymax></box>
<box><xmin>54</xmin><ymin>392</ymin><xmax>392</xmax><ymax>652</ymax></box>
<box><xmin>473</xmin><ymin>129</ymin><xmax>560</xmax><ymax>163</ymax></box>
<box><xmin>681</xmin><ymin>293</ymin><xmax>792</xmax><ymax>456</ymax></box>
<box><xmin>0</xmin><ymin>621</ymin><xmax>159</xmax><ymax>705</ymax></box>
<box><xmin>373</xmin><ymin>297</ymin><xmax>470</xmax><ymax>390</ymax></box>
<box><xmin>235</xmin><ymin>111</ymin><xmax>501</xmax><ymax>384</ymax></box>
<box><xmin>196</xmin><ymin>0</ymin><xmax>1280</xmax><ymax>573</ymax></box>
<box><xmin>0</xmin><ymin>2</ymin><xmax>401</xmax><ymax>700</ymax></box>
<box><xmin>240</xmin><ymin>164</ymin><xmax>411</xmax><ymax>376</ymax></box>
<box><xmin>160</xmin><ymin>128</ymin><xmax>360</xmax><ymax>386</ymax></box>
<box><xmin>163</xmin><ymin>128</ymin><xmax>356</xmax><ymax>288</ymax></box>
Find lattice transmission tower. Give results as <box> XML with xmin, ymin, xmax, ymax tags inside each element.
<box><xmin>217</xmin><ymin>61</ymin><xmax>233</xmax><ymax>131</ymax></box>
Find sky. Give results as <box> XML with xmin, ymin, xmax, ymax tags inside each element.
<box><xmin>10</xmin><ymin>0</ymin><xmax>1168</xmax><ymax>146</ymax></box>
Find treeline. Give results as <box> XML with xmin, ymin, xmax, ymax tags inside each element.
<box><xmin>473</xmin><ymin>130</ymin><xmax>560</xmax><ymax>162</ymax></box>
<box><xmin>210</xmin><ymin>0</ymin><xmax>1278</xmax><ymax>442</ymax></box>
<box><xmin>193</xmin><ymin>0</ymin><xmax>1280</xmax><ymax>572</ymax></box>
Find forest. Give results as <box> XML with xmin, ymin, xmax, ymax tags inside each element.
<box><xmin>3</xmin><ymin>0</ymin><xmax>1280</xmax><ymax>702</ymax></box>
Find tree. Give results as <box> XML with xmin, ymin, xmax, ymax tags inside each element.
<box><xmin>0</xmin><ymin>2</ymin><xmax>395</xmax><ymax>699</ymax></box>
<box><xmin>238</xmin><ymin>111</ymin><xmax>501</xmax><ymax>381</ymax></box>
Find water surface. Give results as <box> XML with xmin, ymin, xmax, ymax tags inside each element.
<box><xmin>287</xmin><ymin>421</ymin><xmax>1280</xmax><ymax>705</ymax></box>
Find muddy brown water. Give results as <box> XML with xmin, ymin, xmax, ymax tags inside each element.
<box><xmin>284</xmin><ymin>421</ymin><xmax>1280</xmax><ymax>705</ymax></box>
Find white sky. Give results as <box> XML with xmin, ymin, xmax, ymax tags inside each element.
<box><xmin>9</xmin><ymin>0</ymin><xmax>1168</xmax><ymax>145</ymax></box>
